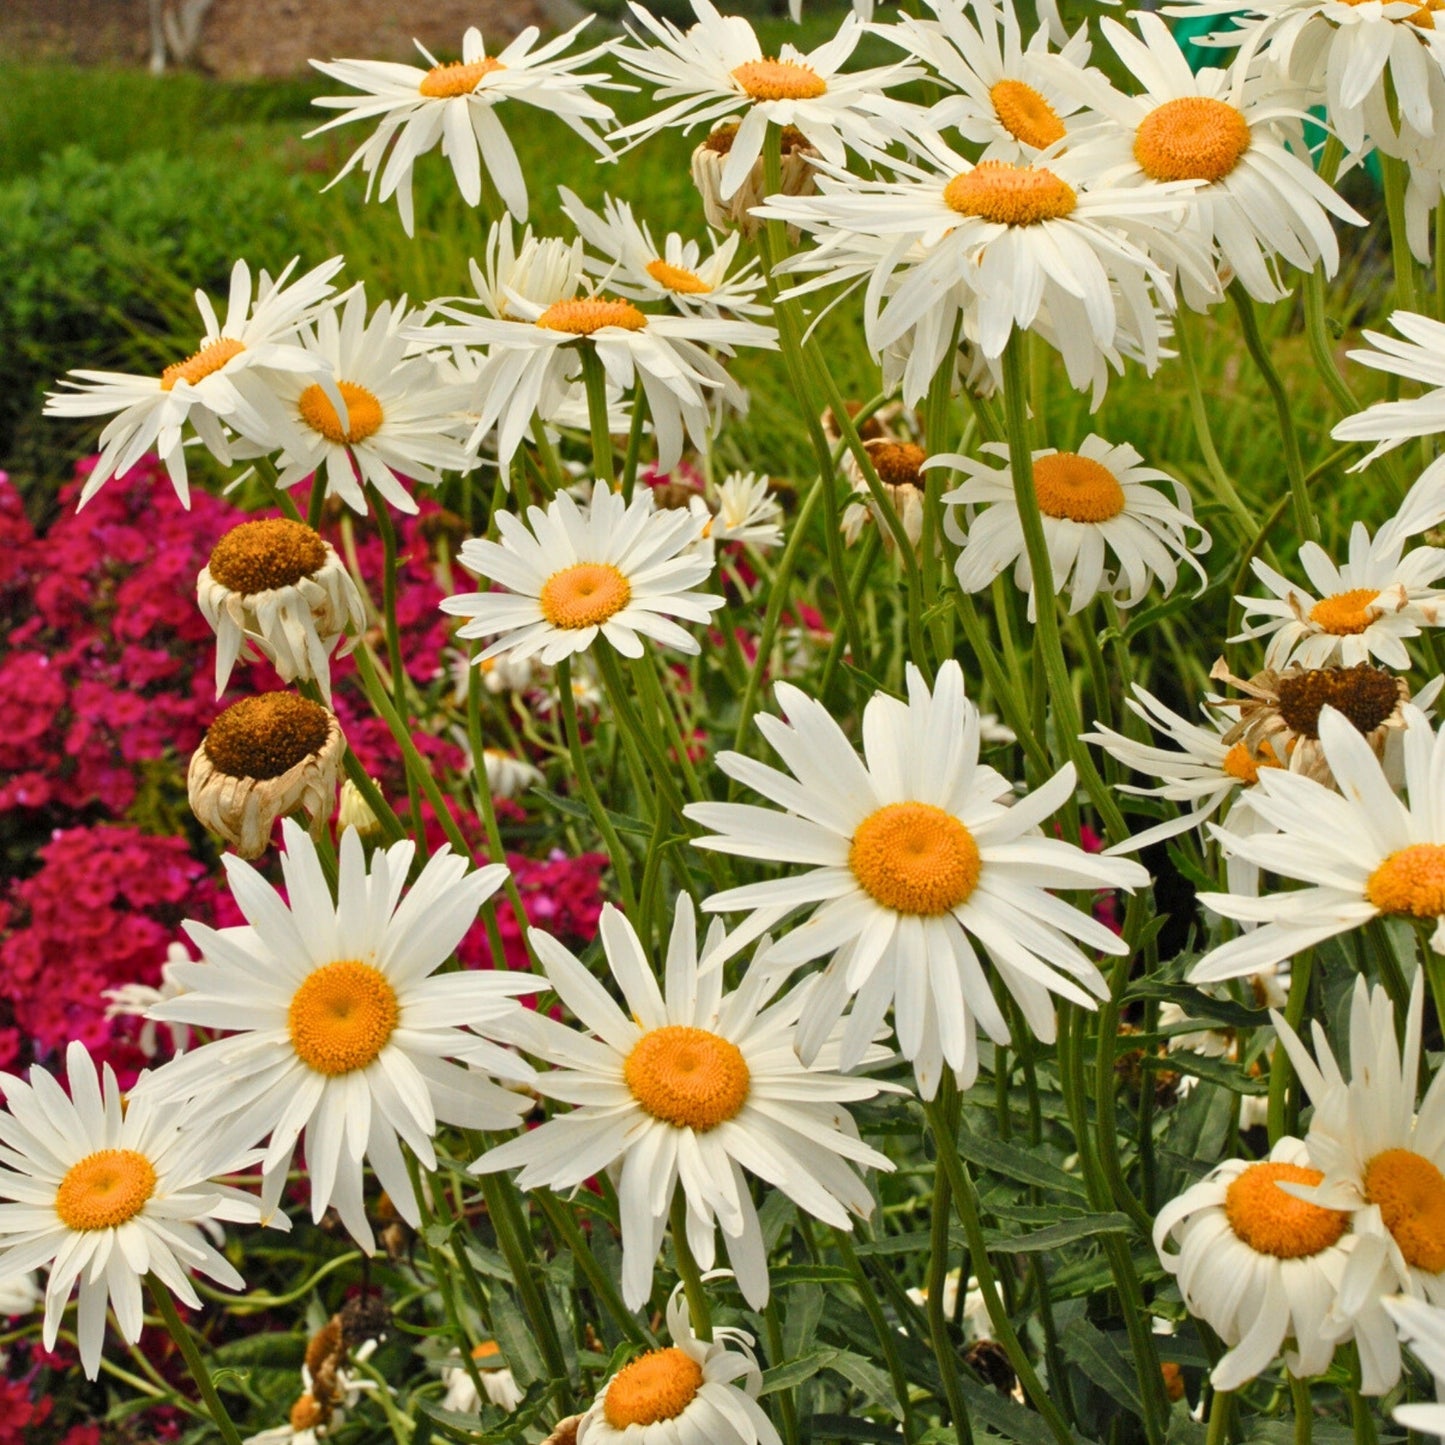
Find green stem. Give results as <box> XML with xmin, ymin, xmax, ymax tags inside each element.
<box><xmin>1267</xmin><ymin>952</ymin><xmax>1314</xmax><ymax>1143</ymax></box>
<box><xmin>1383</xmin><ymin>153</ymin><xmax>1422</xmax><ymax>317</ymax></box>
<box><xmin>669</xmin><ymin>1191</ymin><xmax>712</xmax><ymax>1342</ymax></box>
<box><xmin>533</xmin><ymin>1191</ymin><xmax>653</xmax><ymax>1348</ymax></box>
<box><xmin>147</xmin><ymin>1278</ymin><xmax>246</xmax><ymax>1445</ymax></box>
<box><xmin>1206</xmin><ymin>1388</ymin><xmax>1233</xmax><ymax>1445</ymax></box>
<box><xmin>924</xmin><ymin>1149</ymin><xmax>973</xmax><ymax>1441</ymax></box>
<box><xmin>763</xmin><ymin>1299</ymin><xmax>802</xmax><ymax>1445</ymax></box>
<box><xmin>833</xmin><ymin>1227</ymin><xmax>918</xmax><ymax>1441</ymax></box>
<box><xmin>621</xmin><ymin>387</ymin><xmax>649</xmax><ymax>502</ymax></box>
<box><xmin>580</xmin><ymin>346</ymin><xmax>616</xmax><ymax>491</ymax></box>
<box><xmin>1290</xmin><ymin>1372</ymin><xmax>1313</xmax><ymax>1445</ymax></box>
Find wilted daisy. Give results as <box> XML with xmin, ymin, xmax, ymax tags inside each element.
<box><xmin>442</xmin><ymin>481</ymin><xmax>724</xmax><ymax>667</ymax></box>
<box><xmin>686</xmin><ymin>662</ymin><xmax>1149</xmax><ymax>1099</ymax></box>
<box><xmin>935</xmin><ymin>436</ymin><xmax>1209</xmax><ymax>619</ymax></box>
<box><xmin>1271</xmin><ymin>975</ymin><xmax>1445</xmax><ymax>1391</ymax></box>
<box><xmin>575</xmin><ymin>1282</ymin><xmax>780</xmax><ymax>1445</ymax></box>
<box><xmin>139</xmin><ymin>820</ymin><xmax>541</xmax><ymax>1252</ymax></box>
<box><xmin>559</xmin><ymin>189</ymin><xmax>769</xmax><ymax>317</ymax></box>
<box><xmin>1191</xmin><ymin>703</ymin><xmax>1445</xmax><ymax>981</ymax></box>
<box><xmin>474</xmin><ymin>899</ymin><xmax>897</xmax><ymax>1310</ymax></box>
<box><xmin>45</xmin><ymin>256</ymin><xmax>343</xmax><ymax>508</ymax></box>
<box><xmin>690</xmin><ymin>120</ymin><xmax>821</xmax><ymax>237</ymax></box>
<box><xmin>610</xmin><ymin>0</ymin><xmax>926</xmax><ymax>202</ymax></box>
<box><xmin>0</xmin><ymin>1041</ymin><xmax>273</xmax><ymax>1380</ymax></box>
<box><xmin>308</xmin><ymin>22</ymin><xmax>618</xmax><ymax>234</ymax></box>
<box><xmin>198</xmin><ymin>517</ymin><xmax>366</xmax><ymax>703</ymax></box>
<box><xmin>188</xmin><ymin>692</ymin><xmax>346</xmax><ymax>860</ymax></box>
<box><xmin>1386</xmin><ymin>1296</ymin><xmax>1445</xmax><ymax>1433</ymax></box>
<box><xmin>1334</xmin><ymin>311</ymin><xmax>1445</xmax><ymax>466</ymax></box>
<box><xmin>1153</xmin><ymin>1136</ymin><xmax>1353</xmax><ymax>1390</ymax></box>
<box><xmin>1048</xmin><ymin>14</ymin><xmax>1363</xmax><ymax>306</ymax></box>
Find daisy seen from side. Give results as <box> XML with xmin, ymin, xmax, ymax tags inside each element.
<box><xmin>1386</xmin><ymin>1296</ymin><xmax>1445</xmax><ymax>1433</ymax></box>
<box><xmin>1334</xmin><ymin>311</ymin><xmax>1445</xmax><ymax>465</ymax></box>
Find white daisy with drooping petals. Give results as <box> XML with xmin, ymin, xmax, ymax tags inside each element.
<box><xmin>307</xmin><ymin>22</ymin><xmax>619</xmax><ymax>235</ymax></box>
<box><xmin>934</xmin><ymin>436</ymin><xmax>1209</xmax><ymax>620</ymax></box>
<box><xmin>1153</xmin><ymin>1135</ymin><xmax>1354</xmax><ymax>1390</ymax></box>
<box><xmin>1271</xmin><ymin>974</ymin><xmax>1445</xmax><ymax>1392</ymax></box>
<box><xmin>609</xmin><ymin>0</ymin><xmax>927</xmax><ymax>202</ymax></box>
<box><xmin>1386</xmin><ymin>1296</ymin><xmax>1445</xmax><ymax>1434</ymax></box>
<box><xmin>45</xmin><ymin>257</ymin><xmax>344</xmax><ymax>509</ymax></box>
<box><xmin>0</xmin><ymin>1041</ymin><xmax>275</xmax><ymax>1380</ymax></box>
<box><xmin>576</xmin><ymin>1281</ymin><xmax>781</xmax><ymax>1445</ymax></box>
<box><xmin>474</xmin><ymin>899</ymin><xmax>897</xmax><ymax>1310</ymax></box>
<box><xmin>137</xmin><ymin>820</ymin><xmax>541</xmax><ymax>1253</ymax></box>
<box><xmin>709</xmin><ymin>472</ymin><xmax>784</xmax><ymax>549</ymax></box>
<box><xmin>1191</xmin><ymin>703</ymin><xmax>1445</xmax><ymax>982</ymax></box>
<box><xmin>442</xmin><ymin>480</ymin><xmax>725</xmax><ymax>667</ymax></box>
<box><xmin>685</xmin><ymin>662</ymin><xmax>1149</xmax><ymax>1099</ymax></box>
<box><xmin>1334</xmin><ymin>311</ymin><xmax>1445</xmax><ymax>465</ymax></box>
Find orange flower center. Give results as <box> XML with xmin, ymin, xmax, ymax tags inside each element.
<box><xmin>943</xmin><ymin>162</ymin><xmax>1077</xmax><ymax>225</ymax></box>
<box><xmin>646</xmin><ymin>259</ymin><xmax>712</xmax><ymax>295</ymax></box>
<box><xmin>1339</xmin><ymin>0</ymin><xmax>1443</xmax><ymax>23</ymax></box>
<box><xmin>1366</xmin><ymin>844</ymin><xmax>1445</xmax><ymax>919</ymax></box>
<box><xmin>624</xmin><ymin>1025</ymin><xmax>751</xmax><ymax>1132</ymax></box>
<box><xmin>208</xmin><ymin>517</ymin><xmax>328</xmax><ymax>595</ymax></box>
<box><xmin>849</xmin><ymin>802</ymin><xmax>982</xmax><ymax>915</ymax></box>
<box><xmin>288</xmin><ymin>960</ymin><xmax>399</xmax><ymax>1076</ymax></box>
<box><xmin>868</xmin><ymin>441</ymin><xmax>928</xmax><ymax>488</ymax></box>
<box><xmin>472</xmin><ymin>1340</ymin><xmax>502</xmax><ymax>1362</ymax></box>
<box><xmin>298</xmin><ymin>380</ymin><xmax>385</xmax><ymax>445</ymax></box>
<box><xmin>160</xmin><ymin>337</ymin><xmax>245</xmax><ymax>391</ymax></box>
<box><xmin>604</xmin><ymin>1348</ymin><xmax>705</xmax><ymax>1427</ymax></box>
<box><xmin>1224</xmin><ymin>1161</ymin><xmax>1349</xmax><ymax>1258</ymax></box>
<box><xmin>1221</xmin><ymin>738</ymin><xmax>1283</xmax><ymax>785</ymax></box>
<box><xmin>538</xmin><ymin>562</ymin><xmax>632</xmax><ymax>630</ymax></box>
<box><xmin>1134</xmin><ymin>96</ymin><xmax>1251</xmax><ymax>183</ymax></box>
<box><xmin>203</xmin><ymin>692</ymin><xmax>333</xmax><ymax>780</ymax></box>
<box><xmin>1308</xmin><ymin>587</ymin><xmax>1381</xmax><ymax>636</ymax></box>
<box><xmin>535</xmin><ymin>298</ymin><xmax>647</xmax><ymax>335</ymax></box>
<box><xmin>990</xmin><ymin>79</ymin><xmax>1066</xmax><ymax>150</ymax></box>
<box><xmin>731</xmin><ymin>58</ymin><xmax>827</xmax><ymax>101</ymax></box>
<box><xmin>419</xmin><ymin>56</ymin><xmax>505</xmax><ymax>98</ymax></box>
<box><xmin>1033</xmin><ymin>452</ymin><xmax>1126</xmax><ymax>523</ymax></box>
<box><xmin>290</xmin><ymin>1394</ymin><xmax>327</xmax><ymax>1432</ymax></box>
<box><xmin>1364</xmin><ymin>1148</ymin><xmax>1445</xmax><ymax>1272</ymax></box>
<box><xmin>55</xmin><ymin>1149</ymin><xmax>157</xmax><ymax>1231</ymax></box>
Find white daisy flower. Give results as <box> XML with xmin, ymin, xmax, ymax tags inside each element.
<box><xmin>576</xmin><ymin>1281</ymin><xmax>780</xmax><ymax>1445</ymax></box>
<box><xmin>759</xmin><ymin>137</ymin><xmax>1214</xmax><ymax>400</ymax></box>
<box><xmin>708</xmin><ymin>472</ymin><xmax>784</xmax><ymax>549</ymax></box>
<box><xmin>1334</xmin><ymin>311</ymin><xmax>1445</xmax><ymax>465</ymax></box>
<box><xmin>307</xmin><ymin>22</ymin><xmax>618</xmax><ymax>235</ymax></box>
<box><xmin>137</xmin><ymin>820</ymin><xmax>542</xmax><ymax>1253</ymax></box>
<box><xmin>465</xmin><ymin>218</ymin><xmax>591</xmax><ymax>324</ymax></box>
<box><xmin>234</xmin><ymin>288</ymin><xmax>474</xmax><ymax>516</ymax></box>
<box><xmin>441</xmin><ymin>1341</ymin><xmax>525</xmax><ymax>1414</ymax></box>
<box><xmin>1271</xmin><ymin>974</ymin><xmax>1445</xmax><ymax>1392</ymax></box>
<box><xmin>441</xmin><ymin>480</ymin><xmax>725</xmax><ymax>667</ymax></box>
<box><xmin>685</xmin><ymin>662</ymin><xmax>1149</xmax><ymax>1099</ymax></box>
<box><xmin>481</xmin><ymin>747</ymin><xmax>545</xmax><ymax>802</ymax></box>
<box><xmin>877</xmin><ymin>0</ymin><xmax>1094</xmax><ymax>162</ymax></box>
<box><xmin>610</xmin><ymin>0</ymin><xmax>926</xmax><ymax>202</ymax></box>
<box><xmin>44</xmin><ymin>257</ymin><xmax>344</xmax><ymax>509</ymax></box>
<box><xmin>473</xmin><ymin>899</ymin><xmax>897</xmax><ymax>1310</ymax></box>
<box><xmin>934</xmin><ymin>435</ymin><xmax>1209</xmax><ymax>620</ymax></box>
<box><xmin>1153</xmin><ymin>1135</ymin><xmax>1353</xmax><ymax>1390</ymax></box>
<box><xmin>1047</xmin><ymin>13</ymin><xmax>1364</xmax><ymax>306</ymax></box>
<box><xmin>104</xmin><ymin>940</ymin><xmax>195</xmax><ymax>1060</ymax></box>
<box><xmin>0</xmin><ymin>1041</ymin><xmax>274</xmax><ymax>1380</ymax></box>
<box><xmin>1191</xmin><ymin>702</ymin><xmax>1445</xmax><ymax>982</ymax></box>
<box><xmin>559</xmin><ymin>189</ymin><xmax>769</xmax><ymax>318</ymax></box>
<box><xmin>1386</xmin><ymin>1296</ymin><xmax>1445</xmax><ymax>1434</ymax></box>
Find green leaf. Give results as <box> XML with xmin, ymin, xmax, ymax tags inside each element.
<box><xmin>952</xmin><ymin>1131</ymin><xmax>1088</xmax><ymax>1197</ymax></box>
<box><xmin>534</xmin><ymin>788</ymin><xmax>652</xmax><ymax>838</ymax></box>
<box><xmin>958</xmin><ymin>1378</ymin><xmax>1087</xmax><ymax>1445</ymax></box>
<box><xmin>1062</xmin><ymin>1320</ymin><xmax>1144</xmax><ymax>1420</ymax></box>
<box><xmin>1126</xmin><ymin>979</ymin><xmax>1269</xmax><ymax>1031</ymax></box>
<box><xmin>984</xmin><ymin>1213</ymin><xmax>1134</xmax><ymax>1254</ymax></box>
<box><xmin>761</xmin><ymin>1348</ymin><xmax>839</xmax><ymax>1394</ymax></box>
<box><xmin>488</xmin><ymin>1289</ymin><xmax>548</xmax><ymax>1389</ymax></box>
<box><xmin>1163</xmin><ymin>1051</ymin><xmax>1269</xmax><ymax>1095</ymax></box>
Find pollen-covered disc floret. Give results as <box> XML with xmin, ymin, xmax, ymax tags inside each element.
<box><xmin>474</xmin><ymin>898</ymin><xmax>898</xmax><ymax>1310</ymax></box>
<box><xmin>442</xmin><ymin>481</ymin><xmax>724</xmax><ymax>667</ymax></box>
<box><xmin>685</xmin><ymin>661</ymin><xmax>1148</xmax><ymax>1100</ymax></box>
<box><xmin>0</xmin><ymin>1042</ymin><xmax>272</xmax><ymax>1380</ymax></box>
<box><xmin>936</xmin><ymin>436</ymin><xmax>1208</xmax><ymax>620</ymax></box>
<box><xmin>137</xmin><ymin>820</ymin><xmax>541</xmax><ymax>1254</ymax></box>
<box><xmin>1154</xmin><ymin>1137</ymin><xmax>1353</xmax><ymax>1390</ymax></box>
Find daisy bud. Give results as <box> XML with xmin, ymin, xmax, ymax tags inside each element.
<box><xmin>337</xmin><ymin>775</ymin><xmax>385</xmax><ymax>840</ymax></box>
<box><xmin>690</xmin><ymin>123</ymin><xmax>818</xmax><ymax>239</ymax></box>
<box><xmin>198</xmin><ymin>517</ymin><xmax>366</xmax><ymax>704</ymax></box>
<box><xmin>188</xmin><ymin>693</ymin><xmax>346</xmax><ymax>859</ymax></box>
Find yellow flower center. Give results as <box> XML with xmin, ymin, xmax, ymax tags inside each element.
<box><xmin>1221</xmin><ymin>738</ymin><xmax>1282</xmax><ymax>785</ymax></box>
<box><xmin>624</xmin><ymin>1026</ymin><xmax>750</xmax><ymax>1131</ymax></box>
<box><xmin>1134</xmin><ymin>96</ymin><xmax>1252</xmax><ymax>183</ymax></box>
<box><xmin>1339</xmin><ymin>0</ymin><xmax>1444</xmax><ymax>23</ymax></box>
<box><xmin>160</xmin><ymin>337</ymin><xmax>245</xmax><ymax>391</ymax></box>
<box><xmin>290</xmin><ymin>1394</ymin><xmax>326</xmax><ymax>1433</ymax></box>
<box><xmin>646</xmin><ymin>259</ymin><xmax>713</xmax><ymax>295</ymax></box>
<box><xmin>419</xmin><ymin>56</ymin><xmax>505</xmax><ymax>98</ymax></box>
<box><xmin>298</xmin><ymin>380</ymin><xmax>385</xmax><ymax>446</ymax></box>
<box><xmin>208</xmin><ymin>517</ymin><xmax>328</xmax><ymax>596</ymax></box>
<box><xmin>1274</xmin><ymin>663</ymin><xmax>1403</xmax><ymax>739</ymax></box>
<box><xmin>604</xmin><ymin>1348</ymin><xmax>705</xmax><ymax>1428</ymax></box>
<box><xmin>849</xmin><ymin>802</ymin><xmax>982</xmax><ymax>916</ymax></box>
<box><xmin>868</xmin><ymin>441</ymin><xmax>928</xmax><ymax>488</ymax></box>
<box><xmin>731</xmin><ymin>58</ymin><xmax>827</xmax><ymax>101</ymax></box>
<box><xmin>288</xmin><ymin>960</ymin><xmax>400</xmax><ymax>1076</ymax></box>
<box><xmin>203</xmin><ymin>692</ymin><xmax>333</xmax><ymax>780</ymax></box>
<box><xmin>1224</xmin><ymin>1161</ymin><xmax>1349</xmax><ymax>1258</ymax></box>
<box><xmin>943</xmin><ymin>162</ymin><xmax>1077</xmax><ymax>225</ymax></box>
<box><xmin>1364</xmin><ymin>1148</ymin><xmax>1445</xmax><ymax>1272</ymax></box>
<box><xmin>473</xmin><ymin>1340</ymin><xmax>501</xmax><ymax>1362</ymax></box>
<box><xmin>55</xmin><ymin>1149</ymin><xmax>157</xmax><ymax>1231</ymax></box>
<box><xmin>703</xmin><ymin>122</ymin><xmax>811</xmax><ymax>156</ymax></box>
<box><xmin>1308</xmin><ymin>588</ymin><xmax>1381</xmax><ymax>636</ymax></box>
<box><xmin>1033</xmin><ymin>452</ymin><xmax>1126</xmax><ymax>523</ymax></box>
<box><xmin>536</xmin><ymin>298</ymin><xmax>647</xmax><ymax>335</ymax></box>
<box><xmin>990</xmin><ymin>79</ymin><xmax>1066</xmax><ymax>150</ymax></box>
<box><xmin>538</xmin><ymin>562</ymin><xmax>633</xmax><ymax>630</ymax></box>
<box><xmin>1366</xmin><ymin>844</ymin><xmax>1445</xmax><ymax>920</ymax></box>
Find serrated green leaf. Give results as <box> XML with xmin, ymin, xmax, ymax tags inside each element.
<box><xmin>534</xmin><ymin>788</ymin><xmax>651</xmax><ymax>838</ymax></box>
<box><xmin>488</xmin><ymin>1289</ymin><xmax>548</xmax><ymax>1388</ymax></box>
<box><xmin>953</xmin><ymin>1131</ymin><xmax>1088</xmax><ymax>1197</ymax></box>
<box><xmin>985</xmin><ymin>1212</ymin><xmax>1134</xmax><ymax>1254</ymax></box>
<box><xmin>762</xmin><ymin>1348</ymin><xmax>839</xmax><ymax>1394</ymax></box>
<box><xmin>1062</xmin><ymin>1320</ymin><xmax>1144</xmax><ymax>1420</ymax></box>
